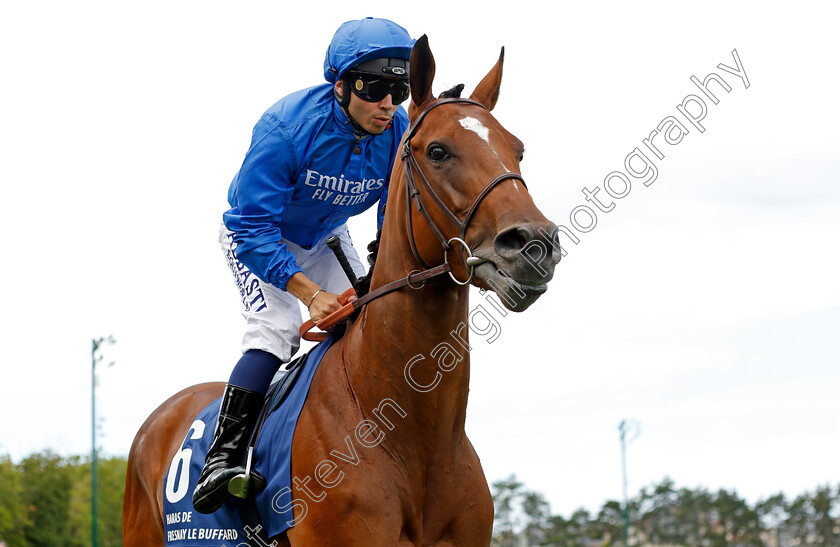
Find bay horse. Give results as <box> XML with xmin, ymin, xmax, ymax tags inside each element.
<box><xmin>123</xmin><ymin>35</ymin><xmax>561</xmax><ymax>546</ymax></box>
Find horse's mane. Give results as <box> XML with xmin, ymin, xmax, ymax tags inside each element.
<box><xmin>439</xmin><ymin>84</ymin><xmax>465</xmax><ymax>98</ymax></box>
<box><xmin>353</xmin><ymin>229</ymin><xmax>382</xmax><ymax>299</ymax></box>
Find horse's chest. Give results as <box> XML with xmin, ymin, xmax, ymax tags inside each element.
<box><xmin>394</xmin><ymin>452</ymin><xmax>494</xmax><ymax>545</ymax></box>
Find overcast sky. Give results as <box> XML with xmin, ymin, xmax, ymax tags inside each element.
<box><xmin>1</xmin><ymin>1</ymin><xmax>838</xmax><ymax>518</ymax></box>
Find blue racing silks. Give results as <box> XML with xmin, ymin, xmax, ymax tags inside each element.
<box><xmin>223</xmin><ymin>18</ymin><xmax>414</xmax><ymax>290</ymax></box>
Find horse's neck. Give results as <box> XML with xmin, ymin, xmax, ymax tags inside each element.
<box><xmin>344</xmin><ymin>224</ymin><xmax>473</xmax><ymax>444</ymax></box>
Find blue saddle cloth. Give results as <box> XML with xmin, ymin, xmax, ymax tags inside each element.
<box><xmin>162</xmin><ymin>337</ymin><xmax>334</xmax><ymax>545</ymax></box>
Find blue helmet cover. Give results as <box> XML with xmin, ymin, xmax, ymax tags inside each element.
<box><xmin>324</xmin><ymin>17</ymin><xmax>415</xmax><ymax>83</ymax></box>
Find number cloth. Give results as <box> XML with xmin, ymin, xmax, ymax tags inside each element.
<box><xmin>163</xmin><ymin>337</ymin><xmax>334</xmax><ymax>544</ymax></box>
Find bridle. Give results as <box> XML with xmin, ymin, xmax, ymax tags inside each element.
<box><xmin>402</xmin><ymin>97</ymin><xmax>526</xmax><ymax>284</ymax></box>
<box><xmin>300</xmin><ymin>97</ymin><xmax>527</xmax><ymax>340</ymax></box>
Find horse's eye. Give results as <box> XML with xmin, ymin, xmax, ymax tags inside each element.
<box><xmin>427</xmin><ymin>144</ymin><xmax>449</xmax><ymax>162</ymax></box>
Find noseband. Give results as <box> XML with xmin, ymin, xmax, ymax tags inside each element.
<box><xmin>401</xmin><ymin>97</ymin><xmax>526</xmax><ymax>282</ymax></box>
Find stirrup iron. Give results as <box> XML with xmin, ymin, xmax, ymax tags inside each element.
<box><xmin>228</xmin><ymin>446</ymin><xmax>264</xmax><ymax>498</ymax></box>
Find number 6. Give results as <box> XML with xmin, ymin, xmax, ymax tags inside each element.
<box><xmin>165</xmin><ymin>419</ymin><xmax>207</xmax><ymax>504</ymax></box>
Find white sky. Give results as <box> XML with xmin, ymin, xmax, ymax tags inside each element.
<box><xmin>1</xmin><ymin>1</ymin><xmax>838</xmax><ymax>519</ymax></box>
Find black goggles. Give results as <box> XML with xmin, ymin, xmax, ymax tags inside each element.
<box><xmin>348</xmin><ymin>73</ymin><xmax>410</xmax><ymax>105</ymax></box>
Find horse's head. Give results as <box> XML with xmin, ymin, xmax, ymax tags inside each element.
<box><xmin>399</xmin><ymin>36</ymin><xmax>561</xmax><ymax>312</ymax></box>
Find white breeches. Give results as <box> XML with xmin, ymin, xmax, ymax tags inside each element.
<box><xmin>219</xmin><ymin>223</ymin><xmax>365</xmax><ymax>362</ymax></box>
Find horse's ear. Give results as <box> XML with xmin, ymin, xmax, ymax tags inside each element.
<box><xmin>470</xmin><ymin>47</ymin><xmax>504</xmax><ymax>111</ymax></box>
<box><xmin>409</xmin><ymin>35</ymin><xmax>435</xmax><ymax>118</ymax></box>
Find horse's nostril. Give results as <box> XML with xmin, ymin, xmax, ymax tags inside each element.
<box><xmin>494</xmin><ymin>226</ymin><xmax>533</xmax><ymax>257</ymax></box>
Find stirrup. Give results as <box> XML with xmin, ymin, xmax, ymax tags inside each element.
<box><xmin>228</xmin><ymin>447</ymin><xmax>266</xmax><ymax>499</ymax></box>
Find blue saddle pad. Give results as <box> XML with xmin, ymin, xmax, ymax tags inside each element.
<box><xmin>162</xmin><ymin>337</ymin><xmax>334</xmax><ymax>545</ymax></box>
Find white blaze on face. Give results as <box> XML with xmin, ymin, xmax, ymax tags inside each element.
<box><xmin>459</xmin><ymin>116</ymin><xmax>490</xmax><ymax>144</ymax></box>
<box><xmin>458</xmin><ymin>116</ymin><xmax>520</xmax><ymax>190</ymax></box>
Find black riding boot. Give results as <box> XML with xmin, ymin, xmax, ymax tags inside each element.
<box><xmin>192</xmin><ymin>384</ymin><xmax>266</xmax><ymax>514</ymax></box>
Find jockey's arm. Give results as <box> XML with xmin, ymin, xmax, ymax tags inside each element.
<box><xmin>286</xmin><ymin>272</ymin><xmax>341</xmax><ymax>323</ymax></box>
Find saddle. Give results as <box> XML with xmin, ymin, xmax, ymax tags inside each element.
<box><xmin>231</xmin><ymin>349</ymin><xmax>310</xmax><ymax>542</ymax></box>
<box><xmin>161</xmin><ymin>340</ymin><xmax>332</xmax><ymax>547</ymax></box>
<box><xmin>233</xmin><ymin>343</ymin><xmax>327</xmax><ymax>545</ymax></box>
<box><xmin>255</xmin><ymin>350</ymin><xmax>312</xmax><ymax>443</ymax></box>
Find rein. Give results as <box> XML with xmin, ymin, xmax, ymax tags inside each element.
<box><xmin>300</xmin><ymin>97</ymin><xmax>525</xmax><ymax>341</ymax></box>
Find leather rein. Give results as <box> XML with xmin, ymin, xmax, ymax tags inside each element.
<box><xmin>300</xmin><ymin>97</ymin><xmax>526</xmax><ymax>341</ymax></box>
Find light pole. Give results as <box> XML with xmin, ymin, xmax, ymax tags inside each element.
<box><xmin>619</xmin><ymin>419</ymin><xmax>640</xmax><ymax>546</ymax></box>
<box><xmin>91</xmin><ymin>336</ymin><xmax>115</xmax><ymax>547</ymax></box>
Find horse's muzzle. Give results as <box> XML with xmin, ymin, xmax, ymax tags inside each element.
<box><xmin>473</xmin><ymin>221</ymin><xmax>561</xmax><ymax>311</ymax></box>
<box><xmin>494</xmin><ymin>222</ymin><xmax>561</xmax><ymax>280</ymax></box>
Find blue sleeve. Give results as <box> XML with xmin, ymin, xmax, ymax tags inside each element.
<box><xmin>223</xmin><ymin>120</ymin><xmax>303</xmax><ymax>290</ymax></box>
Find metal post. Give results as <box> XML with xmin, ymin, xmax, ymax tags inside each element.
<box><xmin>619</xmin><ymin>420</ymin><xmax>629</xmax><ymax>546</ymax></box>
<box><xmin>619</xmin><ymin>419</ymin><xmax>640</xmax><ymax>547</ymax></box>
<box><xmin>91</xmin><ymin>336</ymin><xmax>115</xmax><ymax>547</ymax></box>
<box><xmin>91</xmin><ymin>338</ymin><xmax>98</xmax><ymax>547</ymax></box>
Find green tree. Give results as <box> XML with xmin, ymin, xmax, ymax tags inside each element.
<box><xmin>67</xmin><ymin>456</ymin><xmax>92</xmax><ymax>546</ymax></box>
<box><xmin>19</xmin><ymin>451</ymin><xmax>74</xmax><ymax>546</ymax></box>
<box><xmin>521</xmin><ymin>490</ymin><xmax>550</xmax><ymax>546</ymax></box>
<box><xmin>757</xmin><ymin>492</ymin><xmax>787</xmax><ymax>546</ymax></box>
<box><xmin>592</xmin><ymin>500</ymin><xmax>623</xmax><ymax>545</ymax></box>
<box><xmin>65</xmin><ymin>455</ymin><xmax>126</xmax><ymax>547</ymax></box>
<box><xmin>707</xmin><ymin>488</ymin><xmax>762</xmax><ymax>547</ymax></box>
<box><xmin>671</xmin><ymin>486</ymin><xmax>714</xmax><ymax>545</ymax></box>
<box><xmin>0</xmin><ymin>455</ymin><xmax>30</xmax><ymax>546</ymax></box>
<box><xmin>542</xmin><ymin>508</ymin><xmax>594</xmax><ymax>547</ymax></box>
<box><xmin>491</xmin><ymin>475</ymin><xmax>524</xmax><ymax>547</ymax></box>
<box><xmin>637</xmin><ymin>477</ymin><xmax>681</xmax><ymax>545</ymax></box>
<box><xmin>488</xmin><ymin>474</ymin><xmax>840</xmax><ymax>547</ymax></box>
<box><xmin>0</xmin><ymin>451</ymin><xmax>125</xmax><ymax>547</ymax></box>
<box><xmin>786</xmin><ymin>492</ymin><xmax>814</xmax><ymax>542</ymax></box>
<box><xmin>811</xmin><ymin>485</ymin><xmax>839</xmax><ymax>545</ymax></box>
<box><xmin>96</xmin><ymin>456</ymin><xmax>127</xmax><ymax>546</ymax></box>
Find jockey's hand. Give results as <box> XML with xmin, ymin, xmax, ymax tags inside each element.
<box><xmin>287</xmin><ymin>272</ymin><xmax>355</xmax><ymax>324</ymax></box>
<box><xmin>307</xmin><ymin>290</ymin><xmax>342</xmax><ymax>323</ymax></box>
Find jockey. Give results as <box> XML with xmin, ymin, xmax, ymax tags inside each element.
<box><xmin>193</xmin><ymin>17</ymin><xmax>415</xmax><ymax>514</ymax></box>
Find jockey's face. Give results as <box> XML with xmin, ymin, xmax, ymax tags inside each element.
<box><xmin>335</xmin><ymin>79</ymin><xmax>398</xmax><ymax>135</ymax></box>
